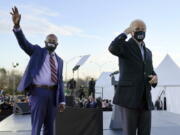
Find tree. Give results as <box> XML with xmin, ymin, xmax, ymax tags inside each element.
<box><xmin>0</xmin><ymin>67</ymin><xmax>22</xmax><ymax>95</ymax></box>
<box><xmin>0</xmin><ymin>68</ymin><xmax>7</xmax><ymax>89</ymax></box>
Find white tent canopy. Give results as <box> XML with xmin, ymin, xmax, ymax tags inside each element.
<box><xmin>155</xmin><ymin>54</ymin><xmax>180</xmax><ymax>86</ymax></box>
<box><xmin>152</xmin><ymin>54</ymin><xmax>180</xmax><ymax>114</ymax></box>
<box><xmin>95</xmin><ymin>72</ymin><xmax>119</xmax><ymax>100</ymax></box>
<box><xmin>151</xmin><ymin>54</ymin><xmax>180</xmax><ymax>102</ymax></box>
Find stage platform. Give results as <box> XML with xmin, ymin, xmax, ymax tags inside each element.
<box><xmin>0</xmin><ymin>111</ymin><xmax>180</xmax><ymax>135</ymax></box>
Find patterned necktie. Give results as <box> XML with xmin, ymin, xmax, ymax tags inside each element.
<box><xmin>49</xmin><ymin>54</ymin><xmax>58</xmax><ymax>83</ymax></box>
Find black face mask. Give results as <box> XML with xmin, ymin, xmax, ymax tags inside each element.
<box><xmin>133</xmin><ymin>31</ymin><xmax>145</xmax><ymax>42</ymax></box>
<box><xmin>45</xmin><ymin>43</ymin><xmax>57</xmax><ymax>52</ymax></box>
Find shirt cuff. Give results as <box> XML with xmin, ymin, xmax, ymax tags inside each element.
<box><xmin>59</xmin><ymin>102</ymin><xmax>65</xmax><ymax>105</ymax></box>
<box><xmin>13</xmin><ymin>27</ymin><xmax>21</xmax><ymax>32</ymax></box>
<box><xmin>122</xmin><ymin>33</ymin><xmax>128</xmax><ymax>37</ymax></box>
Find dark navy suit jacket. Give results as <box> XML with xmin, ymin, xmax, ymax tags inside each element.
<box><xmin>109</xmin><ymin>33</ymin><xmax>157</xmax><ymax>110</ymax></box>
<box><xmin>13</xmin><ymin>29</ymin><xmax>65</xmax><ymax>105</ymax></box>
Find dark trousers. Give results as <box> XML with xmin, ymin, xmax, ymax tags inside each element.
<box><xmin>88</xmin><ymin>89</ymin><xmax>95</xmax><ymax>98</ymax></box>
<box><xmin>30</xmin><ymin>87</ymin><xmax>57</xmax><ymax>135</ymax></box>
<box><xmin>120</xmin><ymin>106</ymin><xmax>151</xmax><ymax>135</ymax></box>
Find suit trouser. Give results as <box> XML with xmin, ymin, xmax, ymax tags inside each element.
<box><xmin>88</xmin><ymin>89</ymin><xmax>95</xmax><ymax>98</ymax></box>
<box><xmin>120</xmin><ymin>106</ymin><xmax>151</xmax><ymax>135</ymax></box>
<box><xmin>30</xmin><ymin>87</ymin><xmax>57</xmax><ymax>135</ymax></box>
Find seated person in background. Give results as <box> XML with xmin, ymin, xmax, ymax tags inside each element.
<box><xmin>78</xmin><ymin>85</ymin><xmax>85</xmax><ymax>100</ymax></box>
<box><xmin>0</xmin><ymin>101</ymin><xmax>12</xmax><ymax>112</ymax></box>
<box><xmin>96</xmin><ymin>97</ymin><xmax>102</xmax><ymax>108</ymax></box>
<box><xmin>155</xmin><ymin>97</ymin><xmax>163</xmax><ymax>110</ymax></box>
<box><xmin>102</xmin><ymin>100</ymin><xmax>106</xmax><ymax>108</ymax></box>
<box><xmin>86</xmin><ymin>96</ymin><xmax>97</xmax><ymax>108</ymax></box>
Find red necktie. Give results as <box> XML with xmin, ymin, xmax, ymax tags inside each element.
<box><xmin>49</xmin><ymin>55</ymin><xmax>58</xmax><ymax>83</ymax></box>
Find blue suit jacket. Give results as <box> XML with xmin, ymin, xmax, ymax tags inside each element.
<box><xmin>13</xmin><ymin>29</ymin><xmax>65</xmax><ymax>105</ymax></box>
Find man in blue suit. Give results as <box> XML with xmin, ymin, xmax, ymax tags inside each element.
<box><xmin>10</xmin><ymin>6</ymin><xmax>65</xmax><ymax>135</ymax></box>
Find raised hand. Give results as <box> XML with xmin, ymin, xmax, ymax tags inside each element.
<box><xmin>123</xmin><ymin>27</ymin><xmax>133</xmax><ymax>35</ymax></box>
<box><xmin>58</xmin><ymin>104</ymin><xmax>65</xmax><ymax>112</ymax></box>
<box><xmin>10</xmin><ymin>6</ymin><xmax>21</xmax><ymax>28</ymax></box>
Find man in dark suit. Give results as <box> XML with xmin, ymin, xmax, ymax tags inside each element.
<box><xmin>109</xmin><ymin>19</ymin><xmax>158</xmax><ymax>135</ymax></box>
<box><xmin>67</xmin><ymin>78</ymin><xmax>76</xmax><ymax>96</ymax></box>
<box><xmin>10</xmin><ymin>7</ymin><xmax>65</xmax><ymax>135</ymax></box>
<box><xmin>88</xmin><ymin>78</ymin><xmax>96</xmax><ymax>98</ymax></box>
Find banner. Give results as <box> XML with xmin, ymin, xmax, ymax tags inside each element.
<box><xmin>56</xmin><ymin>108</ymin><xmax>103</xmax><ymax>135</ymax></box>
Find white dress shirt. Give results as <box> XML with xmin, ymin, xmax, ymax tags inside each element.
<box><xmin>132</xmin><ymin>37</ymin><xmax>145</xmax><ymax>60</ymax></box>
<box><xmin>33</xmin><ymin>52</ymin><xmax>58</xmax><ymax>86</ymax></box>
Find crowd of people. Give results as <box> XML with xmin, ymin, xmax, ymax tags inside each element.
<box><xmin>65</xmin><ymin>78</ymin><xmax>112</xmax><ymax>110</ymax></box>
<box><xmin>0</xmin><ymin>93</ymin><xmax>30</xmax><ymax>121</ymax></box>
<box><xmin>73</xmin><ymin>96</ymin><xmax>112</xmax><ymax>110</ymax></box>
<box><xmin>0</xmin><ymin>94</ymin><xmax>13</xmax><ymax>121</ymax></box>
<box><xmin>154</xmin><ymin>96</ymin><xmax>167</xmax><ymax>110</ymax></box>
<box><xmin>1</xmin><ymin>82</ymin><xmax>112</xmax><ymax>120</ymax></box>
<box><xmin>0</xmin><ymin>76</ymin><xmax>112</xmax><ymax>118</ymax></box>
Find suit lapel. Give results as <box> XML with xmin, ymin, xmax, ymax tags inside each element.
<box><xmin>40</xmin><ymin>48</ymin><xmax>48</xmax><ymax>66</ymax></box>
<box><xmin>31</xmin><ymin>48</ymin><xmax>47</xmax><ymax>77</ymax></box>
<box><xmin>143</xmin><ymin>44</ymin><xmax>147</xmax><ymax>62</ymax></box>
<box><xmin>129</xmin><ymin>38</ymin><xmax>143</xmax><ymax>61</ymax></box>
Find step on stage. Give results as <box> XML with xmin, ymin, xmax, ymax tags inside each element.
<box><xmin>0</xmin><ymin>111</ymin><xmax>180</xmax><ymax>135</ymax></box>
